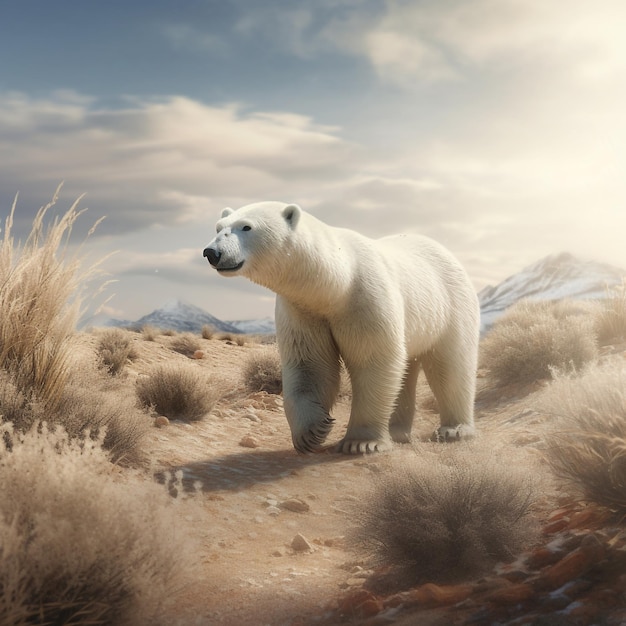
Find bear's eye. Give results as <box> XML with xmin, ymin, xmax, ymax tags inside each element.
<box><xmin>241</xmin><ymin>225</ymin><xmax>252</xmax><ymax>232</ymax></box>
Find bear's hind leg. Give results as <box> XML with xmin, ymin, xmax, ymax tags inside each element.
<box><xmin>422</xmin><ymin>347</ymin><xmax>476</xmax><ymax>442</ymax></box>
<box><xmin>389</xmin><ymin>357</ymin><xmax>420</xmax><ymax>444</ymax></box>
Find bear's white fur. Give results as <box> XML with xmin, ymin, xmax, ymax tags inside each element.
<box><xmin>203</xmin><ymin>202</ymin><xmax>480</xmax><ymax>454</ymax></box>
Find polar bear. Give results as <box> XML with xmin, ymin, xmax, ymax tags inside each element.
<box><xmin>203</xmin><ymin>202</ymin><xmax>480</xmax><ymax>454</ymax></box>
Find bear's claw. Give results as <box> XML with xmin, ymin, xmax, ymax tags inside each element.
<box><xmin>294</xmin><ymin>416</ymin><xmax>334</xmax><ymax>453</ymax></box>
<box><xmin>335</xmin><ymin>438</ymin><xmax>392</xmax><ymax>455</ymax></box>
<box><xmin>431</xmin><ymin>424</ymin><xmax>475</xmax><ymax>443</ymax></box>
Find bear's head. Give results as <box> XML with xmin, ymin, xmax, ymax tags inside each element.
<box><xmin>203</xmin><ymin>202</ymin><xmax>302</xmax><ymax>283</ymax></box>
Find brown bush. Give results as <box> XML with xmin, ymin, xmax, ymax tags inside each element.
<box><xmin>0</xmin><ymin>356</ymin><xmax>148</xmax><ymax>465</ymax></box>
<box><xmin>539</xmin><ymin>362</ymin><xmax>626</xmax><ymax>512</ymax></box>
<box><xmin>97</xmin><ymin>328</ymin><xmax>139</xmax><ymax>375</ymax></box>
<box><xmin>201</xmin><ymin>325</ymin><xmax>215</xmax><ymax>340</ymax></box>
<box><xmin>136</xmin><ymin>364</ymin><xmax>221</xmax><ymax>421</ymax></box>
<box><xmin>354</xmin><ymin>446</ymin><xmax>540</xmax><ymax>591</ymax></box>
<box><xmin>170</xmin><ymin>332</ymin><xmax>202</xmax><ymax>357</ymax></box>
<box><xmin>480</xmin><ymin>299</ymin><xmax>598</xmax><ymax>386</ymax></box>
<box><xmin>243</xmin><ymin>348</ymin><xmax>283</xmax><ymax>394</ymax></box>
<box><xmin>141</xmin><ymin>325</ymin><xmax>161</xmax><ymax>341</ymax></box>
<box><xmin>595</xmin><ymin>281</ymin><xmax>626</xmax><ymax>346</ymax></box>
<box><xmin>0</xmin><ymin>425</ymin><xmax>193</xmax><ymax>626</ymax></box>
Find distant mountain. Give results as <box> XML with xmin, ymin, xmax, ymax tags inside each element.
<box><xmin>229</xmin><ymin>317</ymin><xmax>276</xmax><ymax>335</ymax></box>
<box><xmin>105</xmin><ymin>299</ymin><xmax>244</xmax><ymax>334</ymax></box>
<box><xmin>479</xmin><ymin>252</ymin><xmax>626</xmax><ymax>333</ymax></box>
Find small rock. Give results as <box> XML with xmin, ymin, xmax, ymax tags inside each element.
<box><xmin>486</xmin><ymin>583</ymin><xmax>534</xmax><ymax>605</ymax></box>
<box><xmin>339</xmin><ymin>590</ymin><xmax>382</xmax><ymax>619</ymax></box>
<box><xmin>243</xmin><ymin>412</ymin><xmax>261</xmax><ymax>422</ymax></box>
<box><xmin>154</xmin><ymin>416</ymin><xmax>169</xmax><ymax>428</ymax></box>
<box><xmin>192</xmin><ymin>350</ymin><xmax>205</xmax><ymax>359</ymax></box>
<box><xmin>291</xmin><ymin>533</ymin><xmax>314</xmax><ymax>552</ymax></box>
<box><xmin>267</xmin><ymin>506</ymin><xmax>281</xmax><ymax>517</ymax></box>
<box><xmin>280</xmin><ymin>498</ymin><xmax>310</xmax><ymax>513</ymax></box>
<box><xmin>239</xmin><ymin>435</ymin><xmax>259</xmax><ymax>448</ymax></box>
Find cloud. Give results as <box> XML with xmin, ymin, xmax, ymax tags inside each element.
<box><xmin>331</xmin><ymin>0</ymin><xmax>626</xmax><ymax>87</ymax></box>
<box><xmin>0</xmin><ymin>91</ymin><xmax>356</xmax><ymax>237</ymax></box>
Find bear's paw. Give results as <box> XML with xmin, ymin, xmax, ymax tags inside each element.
<box><xmin>293</xmin><ymin>416</ymin><xmax>335</xmax><ymax>453</ymax></box>
<box><xmin>431</xmin><ymin>424</ymin><xmax>476</xmax><ymax>443</ymax></box>
<box><xmin>335</xmin><ymin>437</ymin><xmax>392</xmax><ymax>455</ymax></box>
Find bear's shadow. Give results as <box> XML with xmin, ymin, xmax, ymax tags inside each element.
<box><xmin>156</xmin><ymin>447</ymin><xmax>358</xmax><ymax>495</ymax></box>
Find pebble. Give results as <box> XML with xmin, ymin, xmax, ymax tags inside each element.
<box><xmin>154</xmin><ymin>416</ymin><xmax>169</xmax><ymax>428</ymax></box>
<box><xmin>291</xmin><ymin>533</ymin><xmax>314</xmax><ymax>552</ymax></box>
<box><xmin>239</xmin><ymin>435</ymin><xmax>259</xmax><ymax>448</ymax></box>
<box><xmin>280</xmin><ymin>498</ymin><xmax>311</xmax><ymax>513</ymax></box>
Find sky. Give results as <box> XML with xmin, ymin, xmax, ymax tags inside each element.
<box><xmin>1</xmin><ymin>0</ymin><xmax>625</xmax><ymax>323</ymax></box>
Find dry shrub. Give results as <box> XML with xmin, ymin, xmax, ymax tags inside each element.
<box><xmin>480</xmin><ymin>299</ymin><xmax>598</xmax><ymax>386</ymax></box>
<box><xmin>0</xmin><ymin>188</ymin><xmax>106</xmax><ymax>408</ymax></box>
<box><xmin>170</xmin><ymin>332</ymin><xmax>202</xmax><ymax>357</ymax></box>
<box><xmin>201</xmin><ymin>325</ymin><xmax>215</xmax><ymax>340</ymax></box>
<box><xmin>243</xmin><ymin>348</ymin><xmax>282</xmax><ymax>394</ymax></box>
<box><xmin>0</xmin><ymin>424</ymin><xmax>193</xmax><ymax>626</ymax></box>
<box><xmin>595</xmin><ymin>281</ymin><xmax>626</xmax><ymax>346</ymax></box>
<box><xmin>355</xmin><ymin>446</ymin><xmax>540</xmax><ymax>591</ymax></box>
<box><xmin>538</xmin><ymin>362</ymin><xmax>626</xmax><ymax>512</ymax></box>
<box><xmin>141</xmin><ymin>325</ymin><xmax>161</xmax><ymax>341</ymax></box>
<box><xmin>215</xmin><ymin>331</ymin><xmax>245</xmax><ymax>345</ymax></box>
<box><xmin>97</xmin><ymin>328</ymin><xmax>138</xmax><ymax>375</ymax></box>
<box><xmin>136</xmin><ymin>364</ymin><xmax>221</xmax><ymax>421</ymax></box>
<box><xmin>0</xmin><ymin>358</ymin><xmax>148</xmax><ymax>465</ymax></box>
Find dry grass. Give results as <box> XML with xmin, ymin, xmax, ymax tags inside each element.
<box><xmin>243</xmin><ymin>347</ymin><xmax>283</xmax><ymax>394</ymax></box>
<box><xmin>539</xmin><ymin>361</ymin><xmax>626</xmax><ymax>513</ymax></box>
<box><xmin>355</xmin><ymin>445</ymin><xmax>540</xmax><ymax>591</ymax></box>
<box><xmin>0</xmin><ymin>360</ymin><xmax>149</xmax><ymax>465</ymax></box>
<box><xmin>0</xmin><ymin>424</ymin><xmax>194</xmax><ymax>626</ymax></box>
<box><xmin>97</xmin><ymin>328</ymin><xmax>139</xmax><ymax>375</ymax></box>
<box><xmin>141</xmin><ymin>325</ymin><xmax>161</xmax><ymax>341</ymax></box>
<box><xmin>0</xmin><ymin>188</ymin><xmax>106</xmax><ymax>408</ymax></box>
<box><xmin>595</xmin><ymin>281</ymin><xmax>626</xmax><ymax>346</ymax></box>
<box><xmin>136</xmin><ymin>364</ymin><xmax>221</xmax><ymax>421</ymax></box>
<box><xmin>201</xmin><ymin>324</ymin><xmax>215</xmax><ymax>340</ymax></box>
<box><xmin>170</xmin><ymin>332</ymin><xmax>202</xmax><ymax>357</ymax></box>
<box><xmin>480</xmin><ymin>299</ymin><xmax>598</xmax><ymax>386</ymax></box>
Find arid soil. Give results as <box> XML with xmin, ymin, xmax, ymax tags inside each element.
<box><xmin>93</xmin><ymin>330</ymin><xmax>626</xmax><ymax>625</ymax></box>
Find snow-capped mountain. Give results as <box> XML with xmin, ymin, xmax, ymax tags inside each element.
<box><xmin>479</xmin><ymin>252</ymin><xmax>626</xmax><ymax>333</ymax></box>
<box><xmin>105</xmin><ymin>299</ymin><xmax>244</xmax><ymax>334</ymax></box>
<box><xmin>229</xmin><ymin>317</ymin><xmax>276</xmax><ymax>335</ymax></box>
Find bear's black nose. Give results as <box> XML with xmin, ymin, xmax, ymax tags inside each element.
<box><xmin>203</xmin><ymin>247</ymin><xmax>221</xmax><ymax>267</ymax></box>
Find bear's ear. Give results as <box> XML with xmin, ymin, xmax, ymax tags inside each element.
<box><xmin>221</xmin><ymin>207</ymin><xmax>234</xmax><ymax>218</ymax></box>
<box><xmin>282</xmin><ymin>204</ymin><xmax>301</xmax><ymax>229</ymax></box>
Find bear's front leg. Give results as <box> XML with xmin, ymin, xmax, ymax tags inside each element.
<box><xmin>337</xmin><ymin>356</ymin><xmax>404</xmax><ymax>454</ymax></box>
<box><xmin>277</xmin><ymin>299</ymin><xmax>341</xmax><ymax>453</ymax></box>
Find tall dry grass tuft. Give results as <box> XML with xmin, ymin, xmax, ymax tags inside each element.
<box><xmin>355</xmin><ymin>446</ymin><xmax>540</xmax><ymax>591</ymax></box>
<box><xmin>480</xmin><ymin>299</ymin><xmax>598</xmax><ymax>386</ymax></box>
<box><xmin>136</xmin><ymin>364</ymin><xmax>222</xmax><ymax>421</ymax></box>
<box><xmin>0</xmin><ymin>188</ymin><xmax>106</xmax><ymax>408</ymax></box>
<box><xmin>539</xmin><ymin>362</ymin><xmax>626</xmax><ymax>513</ymax></box>
<box><xmin>0</xmin><ymin>424</ymin><xmax>194</xmax><ymax>626</ymax></box>
<box><xmin>595</xmin><ymin>280</ymin><xmax>626</xmax><ymax>346</ymax></box>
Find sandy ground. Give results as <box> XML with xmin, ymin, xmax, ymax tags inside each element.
<box><xmin>88</xmin><ymin>330</ymin><xmax>566</xmax><ymax>625</ymax></box>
